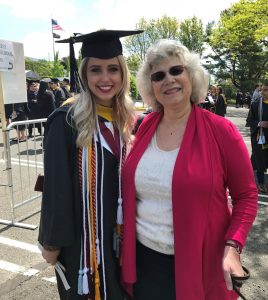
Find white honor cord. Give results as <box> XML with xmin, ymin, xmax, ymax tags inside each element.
<box><xmin>55</xmin><ymin>262</ymin><xmax>71</xmax><ymax>290</ymax></box>
<box><xmin>82</xmin><ymin>147</ymin><xmax>87</xmax><ymax>269</ymax></box>
<box><xmin>87</xmin><ymin>141</ymin><xmax>93</xmax><ymax>270</ymax></box>
<box><xmin>96</xmin><ymin>123</ymin><xmax>107</xmax><ymax>300</ymax></box>
<box><xmin>37</xmin><ymin>243</ymin><xmax>70</xmax><ymax>291</ymax></box>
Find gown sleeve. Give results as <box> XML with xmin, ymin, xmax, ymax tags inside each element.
<box><xmin>38</xmin><ymin>110</ymin><xmax>78</xmax><ymax>247</ymax></box>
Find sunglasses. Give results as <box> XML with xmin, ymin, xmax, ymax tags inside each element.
<box><xmin>151</xmin><ymin>65</ymin><xmax>185</xmax><ymax>82</ymax></box>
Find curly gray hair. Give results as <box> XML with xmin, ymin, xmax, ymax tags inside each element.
<box><xmin>136</xmin><ymin>39</ymin><xmax>209</xmax><ymax>111</ymax></box>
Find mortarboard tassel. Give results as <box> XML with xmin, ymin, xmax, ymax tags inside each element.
<box><xmin>77</xmin><ymin>268</ymin><xmax>83</xmax><ymax>295</ymax></box>
<box><xmin>95</xmin><ymin>275</ymin><xmax>101</xmax><ymax>300</ymax></box>
<box><xmin>82</xmin><ymin>267</ymin><xmax>89</xmax><ymax>294</ymax></box>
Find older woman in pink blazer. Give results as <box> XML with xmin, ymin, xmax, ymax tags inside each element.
<box><xmin>121</xmin><ymin>40</ymin><xmax>257</xmax><ymax>300</ymax></box>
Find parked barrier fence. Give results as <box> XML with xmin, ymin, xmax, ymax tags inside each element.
<box><xmin>0</xmin><ymin>118</ymin><xmax>47</xmax><ymax>229</ymax></box>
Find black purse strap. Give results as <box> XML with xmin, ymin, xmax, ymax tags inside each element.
<box><xmin>231</xmin><ymin>266</ymin><xmax>250</xmax><ymax>300</ymax></box>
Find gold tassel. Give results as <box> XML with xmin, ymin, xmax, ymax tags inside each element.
<box><xmin>94</xmin><ymin>275</ymin><xmax>101</xmax><ymax>300</ymax></box>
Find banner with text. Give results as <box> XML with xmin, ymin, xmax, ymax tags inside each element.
<box><xmin>0</xmin><ymin>39</ymin><xmax>27</xmax><ymax>104</ymax></box>
<box><xmin>0</xmin><ymin>40</ymin><xmax>14</xmax><ymax>71</ymax></box>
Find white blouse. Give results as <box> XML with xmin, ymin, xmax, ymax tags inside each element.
<box><xmin>135</xmin><ymin>133</ymin><xmax>179</xmax><ymax>255</ymax></box>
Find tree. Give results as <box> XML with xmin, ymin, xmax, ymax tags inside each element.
<box><xmin>125</xmin><ymin>15</ymin><xmax>206</xmax><ymax>73</ymax></box>
<box><xmin>124</xmin><ymin>15</ymin><xmax>180</xmax><ymax>64</ymax></box>
<box><xmin>51</xmin><ymin>51</ymin><xmax>65</xmax><ymax>77</ymax></box>
<box><xmin>126</xmin><ymin>55</ymin><xmax>141</xmax><ymax>74</ymax></box>
<box><xmin>130</xmin><ymin>74</ymin><xmax>139</xmax><ymax>100</ymax></box>
<box><xmin>207</xmin><ymin>0</ymin><xmax>268</xmax><ymax>92</ymax></box>
<box><xmin>25</xmin><ymin>51</ymin><xmax>65</xmax><ymax>79</ymax></box>
<box><xmin>179</xmin><ymin>16</ymin><xmax>206</xmax><ymax>55</ymax></box>
<box><xmin>25</xmin><ymin>58</ymin><xmax>54</xmax><ymax>78</ymax></box>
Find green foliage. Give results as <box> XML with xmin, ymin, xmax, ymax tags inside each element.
<box><xmin>25</xmin><ymin>51</ymin><xmax>66</xmax><ymax>79</ymax></box>
<box><xmin>126</xmin><ymin>55</ymin><xmax>141</xmax><ymax>73</ymax></box>
<box><xmin>207</xmin><ymin>0</ymin><xmax>268</xmax><ymax>92</ymax></box>
<box><xmin>124</xmin><ymin>15</ymin><xmax>206</xmax><ymax>73</ymax></box>
<box><xmin>124</xmin><ymin>15</ymin><xmax>180</xmax><ymax>64</ymax></box>
<box><xmin>25</xmin><ymin>57</ymin><xmax>54</xmax><ymax>78</ymax></box>
<box><xmin>179</xmin><ymin>16</ymin><xmax>206</xmax><ymax>55</ymax></box>
<box><xmin>51</xmin><ymin>51</ymin><xmax>65</xmax><ymax>77</ymax></box>
<box><xmin>130</xmin><ymin>74</ymin><xmax>139</xmax><ymax>100</ymax></box>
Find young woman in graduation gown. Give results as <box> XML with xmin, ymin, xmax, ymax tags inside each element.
<box><xmin>121</xmin><ymin>40</ymin><xmax>258</xmax><ymax>300</ymax></box>
<box><xmin>38</xmin><ymin>30</ymin><xmax>142</xmax><ymax>300</ymax></box>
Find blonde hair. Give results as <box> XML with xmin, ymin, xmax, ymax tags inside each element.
<box><xmin>137</xmin><ymin>39</ymin><xmax>209</xmax><ymax>111</ymax></box>
<box><xmin>69</xmin><ymin>55</ymin><xmax>135</xmax><ymax>148</ymax></box>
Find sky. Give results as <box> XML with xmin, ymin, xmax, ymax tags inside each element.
<box><xmin>0</xmin><ymin>0</ymin><xmax>238</xmax><ymax>60</ymax></box>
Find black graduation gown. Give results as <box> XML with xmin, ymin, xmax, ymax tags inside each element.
<box><xmin>38</xmin><ymin>106</ymin><xmax>125</xmax><ymax>300</ymax></box>
<box><xmin>246</xmin><ymin>100</ymin><xmax>268</xmax><ymax>171</ymax></box>
<box><xmin>215</xmin><ymin>94</ymin><xmax>226</xmax><ymax>117</ymax></box>
<box><xmin>53</xmin><ymin>88</ymin><xmax>66</xmax><ymax>108</ymax></box>
<box><xmin>37</xmin><ymin>90</ymin><xmax>56</xmax><ymax>119</ymax></box>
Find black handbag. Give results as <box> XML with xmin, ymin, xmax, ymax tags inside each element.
<box><xmin>34</xmin><ymin>174</ymin><xmax>44</xmax><ymax>192</ymax></box>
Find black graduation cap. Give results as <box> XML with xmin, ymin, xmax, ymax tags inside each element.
<box><xmin>50</xmin><ymin>78</ymin><xmax>60</xmax><ymax>84</ymax></box>
<box><xmin>74</xmin><ymin>29</ymin><xmax>144</xmax><ymax>59</ymax></box>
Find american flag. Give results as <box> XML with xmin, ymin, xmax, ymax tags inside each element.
<box><xmin>52</xmin><ymin>19</ymin><xmax>63</xmax><ymax>31</ymax></box>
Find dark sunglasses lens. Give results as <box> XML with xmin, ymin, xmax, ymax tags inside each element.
<box><xmin>170</xmin><ymin>66</ymin><xmax>184</xmax><ymax>76</ymax></box>
<box><xmin>151</xmin><ymin>71</ymin><xmax>166</xmax><ymax>82</ymax></box>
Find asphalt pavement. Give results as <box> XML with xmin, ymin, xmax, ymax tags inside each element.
<box><xmin>0</xmin><ymin>106</ymin><xmax>267</xmax><ymax>300</ymax></box>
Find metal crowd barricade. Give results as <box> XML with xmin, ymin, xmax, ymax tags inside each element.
<box><xmin>0</xmin><ymin>118</ymin><xmax>47</xmax><ymax>229</ymax></box>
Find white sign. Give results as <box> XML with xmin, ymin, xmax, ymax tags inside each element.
<box><xmin>0</xmin><ymin>40</ymin><xmax>27</xmax><ymax>104</ymax></box>
<box><xmin>0</xmin><ymin>40</ymin><xmax>14</xmax><ymax>71</ymax></box>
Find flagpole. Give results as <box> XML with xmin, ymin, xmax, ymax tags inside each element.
<box><xmin>51</xmin><ymin>14</ymin><xmax>55</xmax><ymax>61</ymax></box>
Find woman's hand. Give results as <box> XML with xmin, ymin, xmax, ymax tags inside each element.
<box><xmin>222</xmin><ymin>245</ymin><xmax>244</xmax><ymax>290</ymax></box>
<box><xmin>259</xmin><ymin>121</ymin><xmax>268</xmax><ymax>128</ymax></box>
<box><xmin>41</xmin><ymin>247</ymin><xmax>60</xmax><ymax>265</ymax></box>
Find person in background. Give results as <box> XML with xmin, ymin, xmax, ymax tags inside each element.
<box><xmin>49</xmin><ymin>78</ymin><xmax>66</xmax><ymax>108</ymax></box>
<box><xmin>11</xmin><ymin>102</ymin><xmax>29</xmax><ymax>142</ymax></box>
<box><xmin>38</xmin><ymin>29</ymin><xmax>143</xmax><ymax>300</ymax></box>
<box><xmin>210</xmin><ymin>85</ymin><xmax>217</xmax><ymax>102</ymax></box>
<box><xmin>215</xmin><ymin>85</ymin><xmax>227</xmax><ymax>117</ymax></box>
<box><xmin>252</xmin><ymin>84</ymin><xmax>261</xmax><ymax>102</ymax></box>
<box><xmin>235</xmin><ymin>90</ymin><xmax>243</xmax><ymax>108</ymax></box>
<box><xmin>27</xmin><ymin>80</ymin><xmax>41</xmax><ymax>137</ymax></box>
<box><xmin>121</xmin><ymin>39</ymin><xmax>258</xmax><ymax>300</ymax></box>
<box><xmin>245</xmin><ymin>92</ymin><xmax>252</xmax><ymax>109</ymax></box>
<box><xmin>60</xmin><ymin>78</ymin><xmax>72</xmax><ymax>99</ymax></box>
<box><xmin>37</xmin><ymin>80</ymin><xmax>56</xmax><ymax>130</ymax></box>
<box><xmin>246</xmin><ymin>81</ymin><xmax>268</xmax><ymax>193</ymax></box>
<box><xmin>4</xmin><ymin>103</ymin><xmax>13</xmax><ymax>126</ymax></box>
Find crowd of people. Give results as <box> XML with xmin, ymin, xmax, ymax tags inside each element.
<box><xmin>187</xmin><ymin>81</ymin><xmax>268</xmax><ymax>196</ymax></box>
<box><xmin>235</xmin><ymin>90</ymin><xmax>254</xmax><ymax>109</ymax></box>
<box><xmin>200</xmin><ymin>85</ymin><xmax>227</xmax><ymax>117</ymax></box>
<box><xmin>201</xmin><ymin>85</ymin><xmax>261</xmax><ymax>115</ymax></box>
<box><xmin>4</xmin><ymin>78</ymin><xmax>71</xmax><ymax>141</ymax></box>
